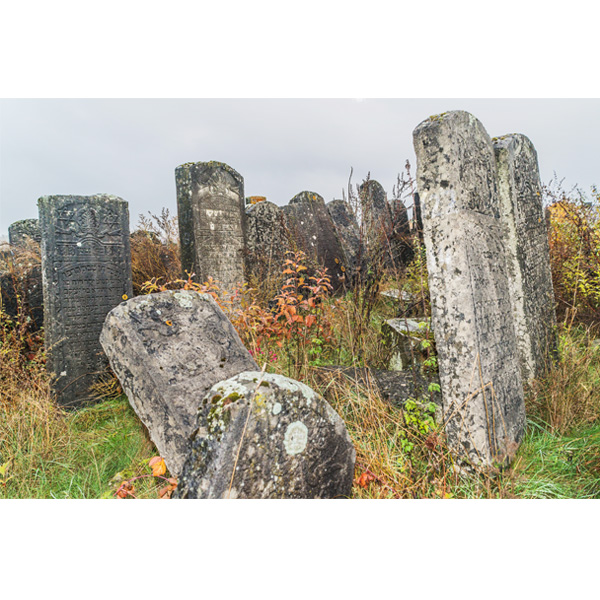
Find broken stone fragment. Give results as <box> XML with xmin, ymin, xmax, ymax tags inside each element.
<box><xmin>174</xmin><ymin>371</ymin><xmax>356</xmax><ymax>499</ymax></box>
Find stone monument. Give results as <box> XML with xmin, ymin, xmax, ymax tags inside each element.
<box><xmin>282</xmin><ymin>191</ymin><xmax>347</xmax><ymax>291</ymax></box>
<box><xmin>8</xmin><ymin>219</ymin><xmax>41</xmax><ymax>247</ymax></box>
<box><xmin>174</xmin><ymin>371</ymin><xmax>356</xmax><ymax>499</ymax></box>
<box><xmin>100</xmin><ymin>290</ymin><xmax>258</xmax><ymax>476</ymax></box>
<box><xmin>494</xmin><ymin>134</ymin><xmax>558</xmax><ymax>381</ymax></box>
<box><xmin>175</xmin><ymin>161</ymin><xmax>246</xmax><ymax>291</ymax></box>
<box><xmin>413</xmin><ymin>111</ymin><xmax>525</xmax><ymax>468</ymax></box>
<box><xmin>38</xmin><ymin>195</ymin><xmax>132</xmax><ymax>408</ymax></box>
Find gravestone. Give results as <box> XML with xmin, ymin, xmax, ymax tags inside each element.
<box><xmin>382</xmin><ymin>318</ymin><xmax>431</xmax><ymax>371</ymax></box>
<box><xmin>38</xmin><ymin>195</ymin><xmax>132</xmax><ymax>408</ymax></box>
<box><xmin>100</xmin><ymin>290</ymin><xmax>258</xmax><ymax>477</ymax></box>
<box><xmin>413</xmin><ymin>111</ymin><xmax>525</xmax><ymax>468</ymax></box>
<box><xmin>494</xmin><ymin>134</ymin><xmax>558</xmax><ymax>381</ymax></box>
<box><xmin>8</xmin><ymin>219</ymin><xmax>41</xmax><ymax>247</ymax></box>
<box><xmin>245</xmin><ymin>200</ymin><xmax>290</xmax><ymax>283</ymax></box>
<box><xmin>174</xmin><ymin>371</ymin><xmax>356</xmax><ymax>499</ymax></box>
<box><xmin>358</xmin><ymin>179</ymin><xmax>390</xmax><ymax>233</ymax></box>
<box><xmin>326</xmin><ymin>199</ymin><xmax>363</xmax><ymax>281</ymax></box>
<box><xmin>0</xmin><ymin>262</ymin><xmax>44</xmax><ymax>330</ymax></box>
<box><xmin>176</xmin><ymin>161</ymin><xmax>246</xmax><ymax>291</ymax></box>
<box><xmin>282</xmin><ymin>191</ymin><xmax>347</xmax><ymax>291</ymax></box>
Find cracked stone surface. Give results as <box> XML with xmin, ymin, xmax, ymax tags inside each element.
<box><xmin>100</xmin><ymin>290</ymin><xmax>258</xmax><ymax>476</ymax></box>
<box><xmin>174</xmin><ymin>371</ymin><xmax>356</xmax><ymax>499</ymax></box>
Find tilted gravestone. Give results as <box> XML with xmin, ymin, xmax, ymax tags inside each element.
<box><xmin>494</xmin><ymin>134</ymin><xmax>558</xmax><ymax>381</ymax></box>
<box><xmin>326</xmin><ymin>199</ymin><xmax>363</xmax><ymax>282</ymax></box>
<box><xmin>38</xmin><ymin>195</ymin><xmax>132</xmax><ymax>408</ymax></box>
<box><xmin>174</xmin><ymin>371</ymin><xmax>356</xmax><ymax>499</ymax></box>
<box><xmin>100</xmin><ymin>290</ymin><xmax>258</xmax><ymax>477</ymax></box>
<box><xmin>282</xmin><ymin>191</ymin><xmax>347</xmax><ymax>291</ymax></box>
<box><xmin>413</xmin><ymin>111</ymin><xmax>525</xmax><ymax>468</ymax></box>
<box><xmin>175</xmin><ymin>161</ymin><xmax>246</xmax><ymax>292</ymax></box>
<box><xmin>245</xmin><ymin>200</ymin><xmax>290</xmax><ymax>283</ymax></box>
<box><xmin>8</xmin><ymin>219</ymin><xmax>41</xmax><ymax>247</ymax></box>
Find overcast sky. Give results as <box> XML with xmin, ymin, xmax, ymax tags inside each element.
<box><xmin>1</xmin><ymin>98</ymin><xmax>599</xmax><ymax>238</ymax></box>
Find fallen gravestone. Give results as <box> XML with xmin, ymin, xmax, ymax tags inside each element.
<box><xmin>413</xmin><ymin>110</ymin><xmax>525</xmax><ymax>468</ymax></box>
<box><xmin>39</xmin><ymin>195</ymin><xmax>132</xmax><ymax>408</ymax></box>
<box><xmin>174</xmin><ymin>371</ymin><xmax>356</xmax><ymax>499</ymax></box>
<box><xmin>176</xmin><ymin>161</ymin><xmax>246</xmax><ymax>292</ymax></box>
<box><xmin>245</xmin><ymin>200</ymin><xmax>290</xmax><ymax>283</ymax></box>
<box><xmin>100</xmin><ymin>290</ymin><xmax>258</xmax><ymax>477</ymax></box>
<box><xmin>283</xmin><ymin>191</ymin><xmax>347</xmax><ymax>291</ymax></box>
<box><xmin>494</xmin><ymin>134</ymin><xmax>558</xmax><ymax>381</ymax></box>
<box><xmin>8</xmin><ymin>219</ymin><xmax>41</xmax><ymax>247</ymax></box>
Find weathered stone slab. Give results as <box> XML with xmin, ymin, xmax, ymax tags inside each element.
<box><xmin>175</xmin><ymin>161</ymin><xmax>246</xmax><ymax>291</ymax></box>
<box><xmin>38</xmin><ymin>195</ymin><xmax>132</xmax><ymax>408</ymax></box>
<box><xmin>0</xmin><ymin>263</ymin><xmax>43</xmax><ymax>330</ymax></box>
<box><xmin>245</xmin><ymin>200</ymin><xmax>290</xmax><ymax>282</ymax></box>
<box><xmin>359</xmin><ymin>179</ymin><xmax>390</xmax><ymax>233</ymax></box>
<box><xmin>283</xmin><ymin>191</ymin><xmax>347</xmax><ymax>290</ymax></box>
<box><xmin>494</xmin><ymin>134</ymin><xmax>558</xmax><ymax>380</ymax></box>
<box><xmin>326</xmin><ymin>199</ymin><xmax>363</xmax><ymax>281</ymax></box>
<box><xmin>413</xmin><ymin>110</ymin><xmax>525</xmax><ymax>468</ymax></box>
<box><xmin>382</xmin><ymin>318</ymin><xmax>431</xmax><ymax>371</ymax></box>
<box><xmin>8</xmin><ymin>219</ymin><xmax>41</xmax><ymax>247</ymax></box>
<box><xmin>174</xmin><ymin>371</ymin><xmax>355</xmax><ymax>499</ymax></box>
<box><xmin>100</xmin><ymin>290</ymin><xmax>258</xmax><ymax>477</ymax></box>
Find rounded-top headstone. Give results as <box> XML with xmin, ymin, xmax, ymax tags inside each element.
<box><xmin>175</xmin><ymin>371</ymin><xmax>356</xmax><ymax>499</ymax></box>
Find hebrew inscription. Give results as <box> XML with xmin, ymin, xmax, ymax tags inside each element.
<box><xmin>38</xmin><ymin>195</ymin><xmax>132</xmax><ymax>408</ymax></box>
<box><xmin>175</xmin><ymin>161</ymin><xmax>246</xmax><ymax>292</ymax></box>
<box><xmin>413</xmin><ymin>111</ymin><xmax>525</xmax><ymax>468</ymax></box>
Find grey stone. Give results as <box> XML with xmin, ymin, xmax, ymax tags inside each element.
<box><xmin>8</xmin><ymin>219</ymin><xmax>41</xmax><ymax>247</ymax></box>
<box><xmin>245</xmin><ymin>200</ymin><xmax>290</xmax><ymax>283</ymax></box>
<box><xmin>0</xmin><ymin>263</ymin><xmax>43</xmax><ymax>330</ymax></box>
<box><xmin>282</xmin><ymin>191</ymin><xmax>347</xmax><ymax>291</ymax></box>
<box><xmin>382</xmin><ymin>318</ymin><xmax>431</xmax><ymax>371</ymax></box>
<box><xmin>313</xmin><ymin>365</ymin><xmax>442</xmax><ymax>410</ymax></box>
<box><xmin>494</xmin><ymin>134</ymin><xmax>558</xmax><ymax>381</ymax></box>
<box><xmin>326</xmin><ymin>199</ymin><xmax>363</xmax><ymax>281</ymax></box>
<box><xmin>174</xmin><ymin>371</ymin><xmax>355</xmax><ymax>499</ymax></box>
<box><xmin>413</xmin><ymin>110</ymin><xmax>525</xmax><ymax>468</ymax></box>
<box><xmin>175</xmin><ymin>161</ymin><xmax>246</xmax><ymax>292</ymax></box>
<box><xmin>39</xmin><ymin>194</ymin><xmax>133</xmax><ymax>408</ymax></box>
<box><xmin>100</xmin><ymin>290</ymin><xmax>258</xmax><ymax>477</ymax></box>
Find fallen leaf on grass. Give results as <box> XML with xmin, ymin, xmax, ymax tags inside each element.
<box><xmin>149</xmin><ymin>456</ymin><xmax>167</xmax><ymax>477</ymax></box>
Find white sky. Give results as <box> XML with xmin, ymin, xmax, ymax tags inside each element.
<box><xmin>1</xmin><ymin>98</ymin><xmax>599</xmax><ymax>238</ymax></box>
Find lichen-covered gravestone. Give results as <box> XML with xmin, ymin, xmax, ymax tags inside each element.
<box><xmin>174</xmin><ymin>371</ymin><xmax>356</xmax><ymax>499</ymax></box>
<box><xmin>100</xmin><ymin>290</ymin><xmax>258</xmax><ymax>477</ymax></box>
<box><xmin>413</xmin><ymin>111</ymin><xmax>525</xmax><ymax>468</ymax></box>
<box><xmin>8</xmin><ymin>219</ymin><xmax>41</xmax><ymax>247</ymax></box>
<box><xmin>245</xmin><ymin>200</ymin><xmax>290</xmax><ymax>282</ymax></box>
<box><xmin>39</xmin><ymin>195</ymin><xmax>132</xmax><ymax>408</ymax></box>
<box><xmin>326</xmin><ymin>199</ymin><xmax>363</xmax><ymax>282</ymax></box>
<box><xmin>282</xmin><ymin>191</ymin><xmax>347</xmax><ymax>291</ymax></box>
<box><xmin>175</xmin><ymin>161</ymin><xmax>246</xmax><ymax>292</ymax></box>
<box><xmin>494</xmin><ymin>134</ymin><xmax>558</xmax><ymax>381</ymax></box>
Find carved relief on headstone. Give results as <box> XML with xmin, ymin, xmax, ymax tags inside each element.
<box><xmin>100</xmin><ymin>290</ymin><xmax>258</xmax><ymax>477</ymax></box>
<box><xmin>282</xmin><ymin>191</ymin><xmax>347</xmax><ymax>290</ymax></box>
<box><xmin>8</xmin><ymin>219</ymin><xmax>41</xmax><ymax>247</ymax></box>
<box><xmin>38</xmin><ymin>195</ymin><xmax>132</xmax><ymax>408</ymax></box>
<box><xmin>245</xmin><ymin>200</ymin><xmax>290</xmax><ymax>283</ymax></box>
<box><xmin>413</xmin><ymin>111</ymin><xmax>525</xmax><ymax>468</ymax></box>
<box><xmin>174</xmin><ymin>371</ymin><xmax>356</xmax><ymax>499</ymax></box>
<box><xmin>494</xmin><ymin>134</ymin><xmax>558</xmax><ymax>381</ymax></box>
<box><xmin>175</xmin><ymin>161</ymin><xmax>246</xmax><ymax>292</ymax></box>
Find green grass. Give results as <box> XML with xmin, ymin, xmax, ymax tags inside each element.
<box><xmin>1</xmin><ymin>396</ymin><xmax>161</xmax><ymax>499</ymax></box>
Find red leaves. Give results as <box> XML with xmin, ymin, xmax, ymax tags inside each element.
<box><xmin>356</xmin><ymin>470</ymin><xmax>377</xmax><ymax>488</ymax></box>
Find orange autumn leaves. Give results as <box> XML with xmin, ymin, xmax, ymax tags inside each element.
<box><xmin>115</xmin><ymin>456</ymin><xmax>177</xmax><ymax>499</ymax></box>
